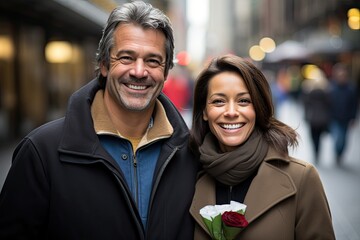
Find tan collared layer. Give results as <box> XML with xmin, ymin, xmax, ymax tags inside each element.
<box><xmin>91</xmin><ymin>90</ymin><xmax>173</xmax><ymax>152</ymax></box>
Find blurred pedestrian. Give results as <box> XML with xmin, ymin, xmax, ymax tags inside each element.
<box><xmin>163</xmin><ymin>67</ymin><xmax>191</xmax><ymax>113</ymax></box>
<box><xmin>301</xmin><ymin>68</ymin><xmax>331</xmax><ymax>164</ymax></box>
<box><xmin>0</xmin><ymin>1</ymin><xmax>198</xmax><ymax>239</ymax></box>
<box><xmin>329</xmin><ymin>63</ymin><xmax>358</xmax><ymax>165</ymax></box>
<box><xmin>189</xmin><ymin>55</ymin><xmax>335</xmax><ymax>239</ymax></box>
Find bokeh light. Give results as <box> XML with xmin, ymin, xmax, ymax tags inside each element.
<box><xmin>259</xmin><ymin>37</ymin><xmax>276</xmax><ymax>53</ymax></box>
<box><xmin>249</xmin><ymin>45</ymin><xmax>265</xmax><ymax>61</ymax></box>
<box><xmin>347</xmin><ymin>8</ymin><xmax>360</xmax><ymax>30</ymax></box>
<box><xmin>45</xmin><ymin>41</ymin><xmax>73</xmax><ymax>63</ymax></box>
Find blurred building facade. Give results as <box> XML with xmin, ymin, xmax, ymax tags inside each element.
<box><xmin>0</xmin><ymin>0</ymin><xmax>178</xmax><ymax>145</ymax></box>
<box><xmin>206</xmin><ymin>0</ymin><xmax>359</xmax><ymax>80</ymax></box>
<box><xmin>207</xmin><ymin>0</ymin><xmax>359</xmax><ymax>57</ymax></box>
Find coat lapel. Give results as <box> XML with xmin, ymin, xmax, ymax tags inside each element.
<box><xmin>243</xmin><ymin>160</ymin><xmax>297</xmax><ymax>223</ymax></box>
<box><xmin>189</xmin><ymin>174</ymin><xmax>216</xmax><ymax>235</ymax></box>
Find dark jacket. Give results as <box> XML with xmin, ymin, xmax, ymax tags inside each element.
<box><xmin>329</xmin><ymin>81</ymin><xmax>358</xmax><ymax>125</ymax></box>
<box><xmin>303</xmin><ymin>88</ymin><xmax>331</xmax><ymax>128</ymax></box>
<box><xmin>0</xmin><ymin>79</ymin><xmax>198</xmax><ymax>240</ymax></box>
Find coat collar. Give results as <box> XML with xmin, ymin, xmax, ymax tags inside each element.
<box><xmin>190</xmin><ymin>147</ymin><xmax>296</xmax><ymax>235</ymax></box>
<box><xmin>91</xmin><ymin>90</ymin><xmax>173</xmax><ymax>150</ymax></box>
<box><xmin>58</xmin><ymin>79</ymin><xmax>188</xmax><ymax>157</ymax></box>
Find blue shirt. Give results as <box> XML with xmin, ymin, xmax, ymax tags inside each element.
<box><xmin>99</xmin><ymin>135</ymin><xmax>161</xmax><ymax>228</ymax></box>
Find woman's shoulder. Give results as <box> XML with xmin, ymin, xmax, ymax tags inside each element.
<box><xmin>288</xmin><ymin>156</ymin><xmax>314</xmax><ymax>168</ymax></box>
<box><xmin>265</xmin><ymin>147</ymin><xmax>318</xmax><ymax>179</ymax></box>
<box><xmin>278</xmin><ymin>156</ymin><xmax>321</xmax><ymax>187</ymax></box>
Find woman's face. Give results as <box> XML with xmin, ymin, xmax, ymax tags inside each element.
<box><xmin>203</xmin><ymin>71</ymin><xmax>256</xmax><ymax>152</ymax></box>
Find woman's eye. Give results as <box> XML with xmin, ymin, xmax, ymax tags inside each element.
<box><xmin>239</xmin><ymin>98</ymin><xmax>251</xmax><ymax>105</ymax></box>
<box><xmin>210</xmin><ymin>99</ymin><xmax>225</xmax><ymax>105</ymax></box>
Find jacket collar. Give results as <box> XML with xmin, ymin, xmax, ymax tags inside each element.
<box><xmin>91</xmin><ymin>90</ymin><xmax>173</xmax><ymax>150</ymax></box>
<box><xmin>58</xmin><ymin>79</ymin><xmax>102</xmax><ymax>157</ymax></box>
<box><xmin>190</xmin><ymin>147</ymin><xmax>296</xmax><ymax>235</ymax></box>
<box><xmin>58</xmin><ymin>79</ymin><xmax>187</xmax><ymax>158</ymax></box>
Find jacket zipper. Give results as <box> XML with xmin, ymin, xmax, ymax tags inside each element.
<box><xmin>113</xmin><ymin>171</ymin><xmax>145</xmax><ymax>239</ymax></box>
<box><xmin>229</xmin><ymin>185</ymin><xmax>233</xmax><ymax>202</ymax></box>
<box><xmin>76</xmin><ymin>158</ymin><xmax>145</xmax><ymax>239</ymax></box>
<box><xmin>146</xmin><ymin>147</ymin><xmax>178</xmax><ymax>231</ymax></box>
<box><xmin>133</xmin><ymin>154</ymin><xmax>138</xmax><ymax>206</ymax></box>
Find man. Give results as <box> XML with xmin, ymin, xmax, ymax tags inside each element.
<box><xmin>0</xmin><ymin>1</ymin><xmax>198</xmax><ymax>239</ymax></box>
<box><xmin>328</xmin><ymin>63</ymin><xmax>358</xmax><ymax>165</ymax></box>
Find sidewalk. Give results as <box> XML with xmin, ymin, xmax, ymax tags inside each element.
<box><xmin>278</xmin><ymin>99</ymin><xmax>360</xmax><ymax>240</ymax></box>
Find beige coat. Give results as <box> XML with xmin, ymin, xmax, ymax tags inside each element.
<box><xmin>190</xmin><ymin>147</ymin><xmax>335</xmax><ymax>240</ymax></box>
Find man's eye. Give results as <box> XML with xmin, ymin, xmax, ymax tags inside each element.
<box><xmin>146</xmin><ymin>59</ymin><xmax>161</xmax><ymax>68</ymax></box>
<box><xmin>119</xmin><ymin>56</ymin><xmax>134</xmax><ymax>64</ymax></box>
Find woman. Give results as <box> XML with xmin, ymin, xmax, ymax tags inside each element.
<box><xmin>189</xmin><ymin>55</ymin><xmax>335</xmax><ymax>240</ymax></box>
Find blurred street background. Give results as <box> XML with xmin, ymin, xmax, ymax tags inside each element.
<box><xmin>1</xmin><ymin>0</ymin><xmax>359</xmax><ymax>239</ymax></box>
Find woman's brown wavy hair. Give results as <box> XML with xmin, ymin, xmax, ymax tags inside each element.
<box><xmin>189</xmin><ymin>54</ymin><xmax>298</xmax><ymax>155</ymax></box>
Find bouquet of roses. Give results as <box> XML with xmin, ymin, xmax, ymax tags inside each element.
<box><xmin>199</xmin><ymin>201</ymin><xmax>248</xmax><ymax>240</ymax></box>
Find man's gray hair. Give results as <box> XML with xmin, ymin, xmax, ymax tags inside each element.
<box><xmin>95</xmin><ymin>1</ymin><xmax>175</xmax><ymax>88</ymax></box>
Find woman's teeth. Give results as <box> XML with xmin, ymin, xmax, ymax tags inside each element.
<box><xmin>221</xmin><ymin>123</ymin><xmax>242</xmax><ymax>129</ymax></box>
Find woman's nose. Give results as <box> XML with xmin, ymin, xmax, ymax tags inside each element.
<box><xmin>129</xmin><ymin>59</ymin><xmax>149</xmax><ymax>78</ymax></box>
<box><xmin>224</xmin><ymin>103</ymin><xmax>239</xmax><ymax>117</ymax></box>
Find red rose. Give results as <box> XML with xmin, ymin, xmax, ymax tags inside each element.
<box><xmin>221</xmin><ymin>211</ymin><xmax>248</xmax><ymax>228</ymax></box>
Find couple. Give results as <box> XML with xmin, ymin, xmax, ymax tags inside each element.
<box><xmin>0</xmin><ymin>1</ymin><xmax>334</xmax><ymax>239</ymax></box>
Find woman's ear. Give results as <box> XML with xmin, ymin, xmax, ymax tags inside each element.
<box><xmin>203</xmin><ymin>110</ymin><xmax>208</xmax><ymax>121</ymax></box>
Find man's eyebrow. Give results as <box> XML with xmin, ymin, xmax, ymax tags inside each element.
<box><xmin>113</xmin><ymin>49</ymin><xmax>164</xmax><ymax>60</ymax></box>
<box><xmin>113</xmin><ymin>49</ymin><xmax>135</xmax><ymax>57</ymax></box>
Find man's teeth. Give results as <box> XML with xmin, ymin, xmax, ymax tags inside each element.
<box><xmin>222</xmin><ymin>124</ymin><xmax>242</xmax><ymax>129</ymax></box>
<box><xmin>128</xmin><ymin>84</ymin><xmax>146</xmax><ymax>90</ymax></box>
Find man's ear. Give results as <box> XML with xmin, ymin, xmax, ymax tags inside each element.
<box><xmin>100</xmin><ymin>63</ymin><xmax>108</xmax><ymax>77</ymax></box>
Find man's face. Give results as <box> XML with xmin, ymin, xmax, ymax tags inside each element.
<box><xmin>101</xmin><ymin>24</ymin><xmax>167</xmax><ymax>112</ymax></box>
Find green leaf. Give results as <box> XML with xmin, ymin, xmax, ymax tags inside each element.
<box><xmin>212</xmin><ymin>214</ymin><xmax>225</xmax><ymax>240</ymax></box>
<box><xmin>202</xmin><ymin>217</ymin><xmax>213</xmax><ymax>236</ymax></box>
<box><xmin>222</xmin><ymin>225</ymin><xmax>243</xmax><ymax>240</ymax></box>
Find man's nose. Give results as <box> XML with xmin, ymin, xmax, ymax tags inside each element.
<box><xmin>129</xmin><ymin>59</ymin><xmax>149</xmax><ymax>78</ymax></box>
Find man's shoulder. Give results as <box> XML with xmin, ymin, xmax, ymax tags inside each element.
<box><xmin>26</xmin><ymin>118</ymin><xmax>65</xmax><ymax>143</ymax></box>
